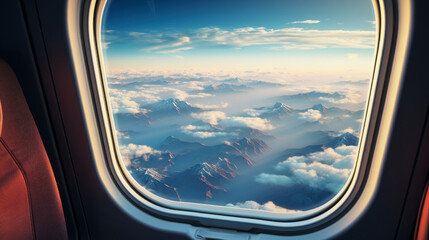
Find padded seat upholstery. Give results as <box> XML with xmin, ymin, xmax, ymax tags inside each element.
<box><xmin>416</xmin><ymin>183</ymin><xmax>429</xmax><ymax>240</ymax></box>
<box><xmin>0</xmin><ymin>59</ymin><xmax>67</xmax><ymax>239</ymax></box>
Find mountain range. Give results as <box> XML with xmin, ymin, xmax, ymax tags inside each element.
<box><xmin>127</xmin><ymin>136</ymin><xmax>269</xmax><ymax>202</ymax></box>
<box><xmin>274</xmin><ymin>91</ymin><xmax>347</xmax><ymax>109</ymax></box>
<box><xmin>248</xmin><ymin>102</ymin><xmax>360</xmax><ymax>122</ymax></box>
<box><xmin>160</xmin><ymin>136</ymin><xmax>267</xmax><ymax>172</ymax></box>
<box><xmin>142</xmin><ymin>98</ymin><xmax>202</xmax><ymax>117</ymax></box>
<box><xmin>130</xmin><ymin>168</ymin><xmax>181</xmax><ymax>201</ymax></box>
<box><xmin>110</xmin><ymin>81</ymin><xmax>366</xmax><ymax>208</ymax></box>
<box><xmin>200</xmin><ymin>83</ymin><xmax>249</xmax><ymax>93</ymax></box>
<box><xmin>254</xmin><ymin>102</ymin><xmax>296</xmax><ymax>119</ymax></box>
<box><xmin>280</xmin><ymin>132</ymin><xmax>359</xmax><ymax>160</ymax></box>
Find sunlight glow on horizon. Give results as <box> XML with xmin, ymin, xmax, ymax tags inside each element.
<box><xmin>103</xmin><ymin>51</ymin><xmax>375</xmax><ymax>83</ymax></box>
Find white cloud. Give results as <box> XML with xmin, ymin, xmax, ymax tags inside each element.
<box><xmin>191</xmin><ymin>131</ymin><xmax>228</xmax><ymax>138</ymax></box>
<box><xmin>197</xmin><ymin>27</ymin><xmax>375</xmax><ymax>50</ymax></box>
<box><xmin>116</xmin><ymin>131</ymin><xmax>130</xmax><ymax>139</ymax></box>
<box><xmin>276</xmin><ymin>146</ymin><xmax>357</xmax><ymax>171</ymax></box>
<box><xmin>103</xmin><ymin>42</ymin><xmax>111</xmax><ymax>49</ymax></box>
<box><xmin>298</xmin><ymin>109</ymin><xmax>322</xmax><ymax>122</ymax></box>
<box><xmin>129</xmin><ymin>32</ymin><xmax>146</xmax><ymax>37</ymax></box>
<box><xmin>128</xmin><ymin>26</ymin><xmax>376</xmax><ymax>52</ymax></box>
<box><xmin>291</xmin><ymin>163</ymin><xmax>350</xmax><ymax>192</ymax></box>
<box><xmin>108</xmin><ymin>88</ymin><xmax>163</xmax><ymax>113</ymax></box>
<box><xmin>191</xmin><ymin>102</ymin><xmax>229</xmax><ymax>110</ymax></box>
<box><xmin>180</xmin><ymin>124</ymin><xmax>211</xmax><ymax>132</ymax></box>
<box><xmin>109</xmin><ymin>88</ymin><xmax>160</xmax><ymax>109</ymax></box>
<box><xmin>191</xmin><ymin>111</ymin><xmax>227</xmax><ymax>125</ymax></box>
<box><xmin>319</xmin><ymin>88</ymin><xmax>364</xmax><ymax>105</ymax></box>
<box><xmin>243</xmin><ymin>108</ymin><xmax>261</xmax><ymax>117</ymax></box>
<box><xmin>320</xmin><ymin>96</ymin><xmax>359</xmax><ymax>104</ymax></box>
<box><xmin>226</xmin><ymin>201</ymin><xmax>300</xmax><ymax>213</ymax></box>
<box><xmin>109</xmin><ymin>85</ymin><xmax>211</xmax><ymax>108</ymax></box>
<box><xmin>172</xmin><ymin>89</ymin><xmax>189</xmax><ymax>101</ymax></box>
<box><xmin>180</xmin><ymin>124</ymin><xmax>228</xmax><ymax>138</ymax></box>
<box><xmin>265</xmin><ymin>145</ymin><xmax>358</xmax><ymax>192</ymax></box>
<box><xmin>119</xmin><ymin>144</ymin><xmax>164</xmax><ymax>166</ymax></box>
<box><xmin>254</xmin><ymin>173</ymin><xmax>294</xmax><ymax>186</ymax></box>
<box><xmin>114</xmin><ymin>95</ymin><xmax>138</xmax><ymax>108</ymax></box>
<box><xmin>120</xmin><ymin>144</ymin><xmax>161</xmax><ymax>157</ymax></box>
<box><xmin>109</xmin><ymin>95</ymin><xmax>140</xmax><ymax>114</ymax></box>
<box><xmin>157</xmin><ymin>47</ymin><xmax>193</xmax><ymax>54</ymax></box>
<box><xmin>107</xmin><ymin>71</ymin><xmax>150</xmax><ymax>80</ymax></box>
<box><xmin>186</xmin><ymin>81</ymin><xmax>205</xmax><ymax>91</ymax></box>
<box><xmin>332</xmin><ymin>145</ymin><xmax>358</xmax><ymax>169</ymax></box>
<box><xmin>290</xmin><ymin>20</ymin><xmax>320</xmax><ymax>24</ymax></box>
<box><xmin>125</xmin><ymin>90</ymin><xmax>161</xmax><ymax>102</ymax></box>
<box><xmin>340</xmin><ymin>128</ymin><xmax>356</xmax><ymax>135</ymax></box>
<box><xmin>173</xmin><ymin>89</ymin><xmax>212</xmax><ymax>101</ymax></box>
<box><xmin>181</xmin><ymin>125</ymin><xmax>201</xmax><ymax>131</ymax></box>
<box><xmin>144</xmin><ymin>36</ymin><xmax>191</xmax><ymax>53</ymax></box>
<box><xmin>222</xmin><ymin>116</ymin><xmax>274</xmax><ymax>131</ymax></box>
<box><xmin>307</xmin><ymin>148</ymin><xmax>343</xmax><ymax>164</ymax></box>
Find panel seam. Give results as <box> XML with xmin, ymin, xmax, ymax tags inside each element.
<box><xmin>0</xmin><ymin>137</ymin><xmax>36</xmax><ymax>240</ymax></box>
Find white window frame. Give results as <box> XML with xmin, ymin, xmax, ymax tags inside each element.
<box><xmin>66</xmin><ymin>0</ymin><xmax>413</xmax><ymax>237</ymax></box>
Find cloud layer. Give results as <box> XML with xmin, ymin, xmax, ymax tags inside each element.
<box><xmin>120</xmin><ymin>143</ymin><xmax>162</xmax><ymax>159</ymax></box>
<box><xmin>126</xmin><ymin>26</ymin><xmax>375</xmax><ymax>53</ymax></box>
<box><xmin>226</xmin><ymin>201</ymin><xmax>300</xmax><ymax>213</ymax></box>
<box><xmin>222</xmin><ymin>116</ymin><xmax>274</xmax><ymax>131</ymax></box>
<box><xmin>254</xmin><ymin>173</ymin><xmax>294</xmax><ymax>186</ymax></box>
<box><xmin>180</xmin><ymin>124</ymin><xmax>228</xmax><ymax>139</ymax></box>
<box><xmin>290</xmin><ymin>20</ymin><xmax>321</xmax><ymax>24</ymax></box>
<box><xmin>191</xmin><ymin>111</ymin><xmax>227</xmax><ymax>125</ymax></box>
<box><xmin>255</xmin><ymin>145</ymin><xmax>357</xmax><ymax>192</ymax></box>
<box><xmin>298</xmin><ymin>109</ymin><xmax>322</xmax><ymax>122</ymax></box>
<box><xmin>119</xmin><ymin>143</ymin><xmax>165</xmax><ymax>166</ymax></box>
<box><xmin>109</xmin><ymin>88</ymin><xmax>160</xmax><ymax>113</ymax></box>
<box><xmin>191</xmin><ymin>102</ymin><xmax>229</xmax><ymax>110</ymax></box>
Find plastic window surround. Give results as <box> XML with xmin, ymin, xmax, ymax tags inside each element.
<box><xmin>66</xmin><ymin>0</ymin><xmax>412</xmax><ymax>237</ymax></box>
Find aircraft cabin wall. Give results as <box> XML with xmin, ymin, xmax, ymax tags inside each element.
<box><xmin>0</xmin><ymin>0</ymin><xmax>428</xmax><ymax>239</ymax></box>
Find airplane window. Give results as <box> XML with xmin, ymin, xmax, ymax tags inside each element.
<box><xmin>100</xmin><ymin>0</ymin><xmax>377</xmax><ymax>218</ymax></box>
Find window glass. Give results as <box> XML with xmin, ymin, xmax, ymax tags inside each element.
<box><xmin>101</xmin><ymin>0</ymin><xmax>376</xmax><ymax>214</ymax></box>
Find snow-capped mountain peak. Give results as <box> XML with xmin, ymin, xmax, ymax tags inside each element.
<box><xmin>309</xmin><ymin>104</ymin><xmax>328</xmax><ymax>113</ymax></box>
<box><xmin>143</xmin><ymin>98</ymin><xmax>201</xmax><ymax>117</ymax></box>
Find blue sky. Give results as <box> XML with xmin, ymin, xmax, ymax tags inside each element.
<box><xmin>101</xmin><ymin>0</ymin><xmax>376</xmax><ymax>81</ymax></box>
<box><xmin>104</xmin><ymin>0</ymin><xmax>375</xmax><ymax>31</ymax></box>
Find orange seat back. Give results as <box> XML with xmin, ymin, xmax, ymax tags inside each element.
<box><xmin>0</xmin><ymin>59</ymin><xmax>67</xmax><ymax>239</ymax></box>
